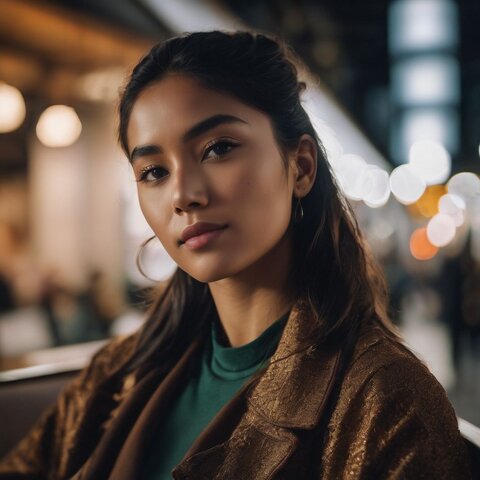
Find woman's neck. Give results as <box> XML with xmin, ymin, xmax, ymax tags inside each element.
<box><xmin>208</xmin><ymin>234</ymin><xmax>294</xmax><ymax>347</ymax></box>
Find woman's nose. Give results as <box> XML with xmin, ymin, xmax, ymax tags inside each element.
<box><xmin>172</xmin><ymin>168</ymin><xmax>209</xmax><ymax>214</ymax></box>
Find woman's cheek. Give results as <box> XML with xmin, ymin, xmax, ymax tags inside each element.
<box><xmin>138</xmin><ymin>193</ymin><xmax>169</xmax><ymax>239</ymax></box>
<box><xmin>219</xmin><ymin>157</ymin><xmax>252</xmax><ymax>187</ymax></box>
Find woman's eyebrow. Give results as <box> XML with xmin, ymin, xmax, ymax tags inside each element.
<box><xmin>130</xmin><ymin>114</ymin><xmax>248</xmax><ymax>163</ymax></box>
<box><xmin>130</xmin><ymin>144</ymin><xmax>161</xmax><ymax>163</ymax></box>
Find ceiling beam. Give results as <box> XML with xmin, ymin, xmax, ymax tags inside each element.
<box><xmin>0</xmin><ymin>0</ymin><xmax>154</xmax><ymax>72</ymax></box>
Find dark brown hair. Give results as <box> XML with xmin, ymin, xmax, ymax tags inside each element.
<box><xmin>118</xmin><ymin>30</ymin><xmax>403</xmax><ymax>373</ymax></box>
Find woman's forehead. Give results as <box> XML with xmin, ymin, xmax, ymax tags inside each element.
<box><xmin>127</xmin><ymin>75</ymin><xmax>271</xmax><ymax>146</ymax></box>
<box><xmin>137</xmin><ymin>75</ymin><xmax>245</xmax><ymax>112</ymax></box>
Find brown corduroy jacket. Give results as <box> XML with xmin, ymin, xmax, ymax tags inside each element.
<box><xmin>0</xmin><ymin>302</ymin><xmax>473</xmax><ymax>479</ymax></box>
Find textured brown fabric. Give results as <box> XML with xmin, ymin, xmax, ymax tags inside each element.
<box><xmin>0</xmin><ymin>302</ymin><xmax>473</xmax><ymax>479</ymax></box>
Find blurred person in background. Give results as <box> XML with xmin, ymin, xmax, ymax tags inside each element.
<box><xmin>0</xmin><ymin>31</ymin><xmax>472</xmax><ymax>479</ymax></box>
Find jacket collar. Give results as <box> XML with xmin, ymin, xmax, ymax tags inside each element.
<box><xmin>246</xmin><ymin>300</ymin><xmax>383</xmax><ymax>430</ymax></box>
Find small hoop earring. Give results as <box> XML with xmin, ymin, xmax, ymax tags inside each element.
<box><xmin>294</xmin><ymin>197</ymin><xmax>304</xmax><ymax>223</ymax></box>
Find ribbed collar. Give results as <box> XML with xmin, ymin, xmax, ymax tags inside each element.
<box><xmin>208</xmin><ymin>311</ymin><xmax>290</xmax><ymax>380</ymax></box>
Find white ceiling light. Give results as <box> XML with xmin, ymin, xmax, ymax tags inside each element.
<box><xmin>36</xmin><ymin>105</ymin><xmax>82</xmax><ymax>147</ymax></box>
<box><xmin>0</xmin><ymin>82</ymin><xmax>26</xmax><ymax>133</ymax></box>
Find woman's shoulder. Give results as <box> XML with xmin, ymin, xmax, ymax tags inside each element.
<box><xmin>347</xmin><ymin>321</ymin><xmax>441</xmax><ymax>391</ymax></box>
<box><xmin>343</xmin><ymin>321</ymin><xmax>449</xmax><ymax>407</ymax></box>
<box><xmin>324</xmin><ymin>321</ymin><xmax>471</xmax><ymax>478</ymax></box>
<box><xmin>322</xmin><ymin>326</ymin><xmax>471</xmax><ymax>479</ymax></box>
<box><xmin>337</xmin><ymin>320</ymin><xmax>462</xmax><ymax>445</ymax></box>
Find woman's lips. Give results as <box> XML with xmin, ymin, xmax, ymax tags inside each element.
<box><xmin>180</xmin><ymin>222</ymin><xmax>228</xmax><ymax>250</ymax></box>
<box><xmin>185</xmin><ymin>227</ymin><xmax>226</xmax><ymax>250</ymax></box>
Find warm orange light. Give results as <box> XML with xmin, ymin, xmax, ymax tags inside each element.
<box><xmin>410</xmin><ymin>185</ymin><xmax>446</xmax><ymax>218</ymax></box>
<box><xmin>410</xmin><ymin>227</ymin><xmax>438</xmax><ymax>260</ymax></box>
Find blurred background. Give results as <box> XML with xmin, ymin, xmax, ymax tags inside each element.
<box><xmin>0</xmin><ymin>0</ymin><xmax>479</xmax><ymax>426</ymax></box>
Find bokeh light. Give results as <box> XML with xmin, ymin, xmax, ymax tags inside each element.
<box><xmin>427</xmin><ymin>213</ymin><xmax>456</xmax><ymax>247</ymax></box>
<box><xmin>447</xmin><ymin>172</ymin><xmax>480</xmax><ymax>202</ymax></box>
<box><xmin>390</xmin><ymin>164</ymin><xmax>426</xmax><ymax>204</ymax></box>
<box><xmin>408</xmin><ymin>140</ymin><xmax>451</xmax><ymax>185</ymax></box>
<box><xmin>410</xmin><ymin>227</ymin><xmax>438</xmax><ymax>260</ymax></box>
<box><xmin>409</xmin><ymin>185</ymin><xmax>446</xmax><ymax>218</ymax></box>
<box><xmin>438</xmin><ymin>193</ymin><xmax>466</xmax><ymax>227</ymax></box>
<box><xmin>449</xmin><ymin>210</ymin><xmax>465</xmax><ymax>227</ymax></box>
<box><xmin>36</xmin><ymin>105</ymin><xmax>82</xmax><ymax>147</ymax></box>
<box><xmin>0</xmin><ymin>82</ymin><xmax>26</xmax><ymax>133</ymax></box>
<box><xmin>362</xmin><ymin>166</ymin><xmax>391</xmax><ymax>208</ymax></box>
<box><xmin>438</xmin><ymin>192</ymin><xmax>466</xmax><ymax>214</ymax></box>
<box><xmin>333</xmin><ymin>153</ymin><xmax>367</xmax><ymax>200</ymax></box>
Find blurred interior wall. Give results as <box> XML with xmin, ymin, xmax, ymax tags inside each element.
<box><xmin>28</xmin><ymin>105</ymin><xmax>125</xmax><ymax>300</ymax></box>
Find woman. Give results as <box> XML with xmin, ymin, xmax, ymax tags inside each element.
<box><xmin>0</xmin><ymin>30</ymin><xmax>472</xmax><ymax>479</ymax></box>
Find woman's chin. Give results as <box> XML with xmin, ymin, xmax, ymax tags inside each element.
<box><xmin>180</xmin><ymin>263</ymin><xmax>242</xmax><ymax>284</ymax></box>
<box><xmin>187</xmin><ymin>271</ymin><xmax>233</xmax><ymax>284</ymax></box>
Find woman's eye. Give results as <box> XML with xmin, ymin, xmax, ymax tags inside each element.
<box><xmin>203</xmin><ymin>141</ymin><xmax>238</xmax><ymax>160</ymax></box>
<box><xmin>138</xmin><ymin>166</ymin><xmax>168</xmax><ymax>183</ymax></box>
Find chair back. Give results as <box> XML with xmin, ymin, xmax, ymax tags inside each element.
<box><xmin>0</xmin><ymin>367</ymin><xmax>80</xmax><ymax>459</ymax></box>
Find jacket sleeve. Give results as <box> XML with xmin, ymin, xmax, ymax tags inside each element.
<box><xmin>321</xmin><ymin>345</ymin><xmax>473</xmax><ymax>479</ymax></box>
<box><xmin>0</xmin><ymin>335</ymin><xmax>135</xmax><ymax>480</ymax></box>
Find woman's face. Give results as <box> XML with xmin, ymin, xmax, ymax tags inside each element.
<box><xmin>127</xmin><ymin>74</ymin><xmax>297</xmax><ymax>283</ymax></box>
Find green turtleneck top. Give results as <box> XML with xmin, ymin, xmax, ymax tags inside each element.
<box><xmin>145</xmin><ymin>311</ymin><xmax>289</xmax><ymax>479</ymax></box>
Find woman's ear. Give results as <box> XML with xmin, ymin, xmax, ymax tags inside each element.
<box><xmin>291</xmin><ymin>133</ymin><xmax>317</xmax><ymax>198</ymax></box>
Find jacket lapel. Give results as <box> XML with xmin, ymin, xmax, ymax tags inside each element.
<box><xmin>173</xmin><ymin>414</ymin><xmax>298</xmax><ymax>480</ymax></box>
<box><xmin>105</xmin><ymin>338</ymin><xmax>204</xmax><ymax>479</ymax></box>
<box><xmin>69</xmin><ymin>338</ymin><xmax>203</xmax><ymax>479</ymax></box>
<box><xmin>247</xmin><ymin>302</ymin><xmax>343</xmax><ymax>429</ymax></box>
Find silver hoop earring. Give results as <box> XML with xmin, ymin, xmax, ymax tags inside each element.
<box><xmin>294</xmin><ymin>197</ymin><xmax>304</xmax><ymax>223</ymax></box>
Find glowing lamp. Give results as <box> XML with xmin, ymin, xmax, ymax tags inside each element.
<box><xmin>36</xmin><ymin>105</ymin><xmax>82</xmax><ymax>147</ymax></box>
<box><xmin>0</xmin><ymin>82</ymin><xmax>26</xmax><ymax>133</ymax></box>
